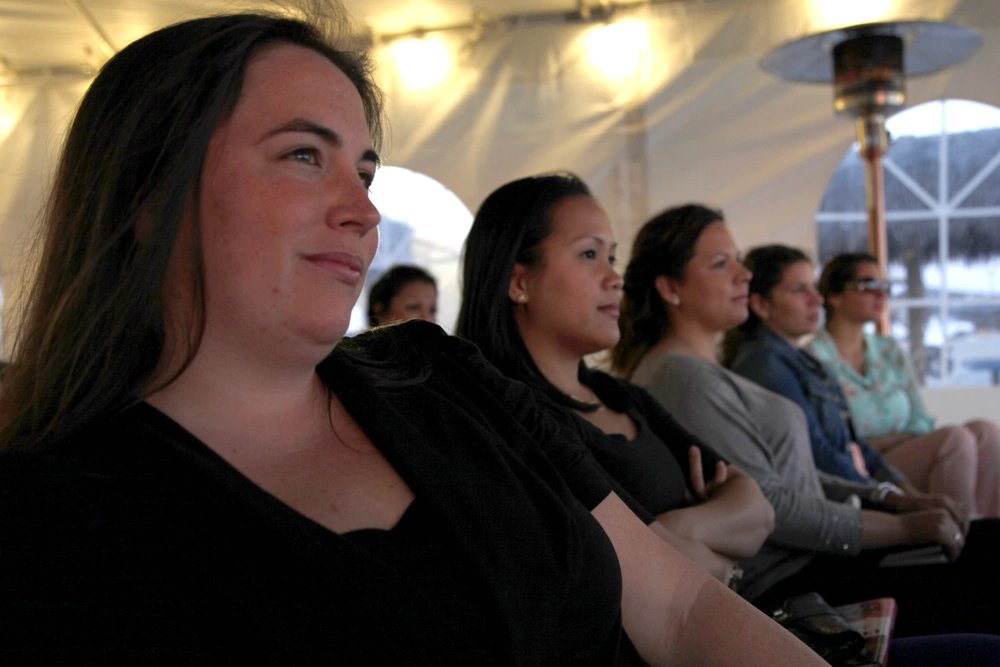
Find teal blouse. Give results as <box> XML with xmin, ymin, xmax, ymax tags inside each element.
<box><xmin>807</xmin><ymin>329</ymin><xmax>936</xmax><ymax>439</ymax></box>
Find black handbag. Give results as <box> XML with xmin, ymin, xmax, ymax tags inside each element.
<box><xmin>772</xmin><ymin>593</ymin><xmax>879</xmax><ymax>666</ymax></box>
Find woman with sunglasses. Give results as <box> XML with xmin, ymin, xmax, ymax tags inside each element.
<box><xmin>807</xmin><ymin>253</ymin><xmax>1000</xmax><ymax>517</ymax></box>
<box><xmin>724</xmin><ymin>245</ymin><xmax>973</xmax><ymax>525</ymax></box>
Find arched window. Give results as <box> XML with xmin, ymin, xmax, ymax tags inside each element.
<box><xmin>352</xmin><ymin>166</ymin><xmax>473</xmax><ymax>334</ymax></box>
<box><xmin>817</xmin><ymin>99</ymin><xmax>1000</xmax><ymax>386</ymax></box>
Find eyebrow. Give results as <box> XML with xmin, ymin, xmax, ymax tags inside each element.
<box><xmin>263</xmin><ymin>118</ymin><xmax>381</xmax><ymax>165</ymax></box>
<box><xmin>577</xmin><ymin>235</ymin><xmax>617</xmax><ymax>248</ymax></box>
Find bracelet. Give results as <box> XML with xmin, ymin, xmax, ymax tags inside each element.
<box><xmin>869</xmin><ymin>481</ymin><xmax>903</xmax><ymax>505</ymax></box>
<box><xmin>727</xmin><ymin>565</ymin><xmax>744</xmax><ymax>591</ymax></box>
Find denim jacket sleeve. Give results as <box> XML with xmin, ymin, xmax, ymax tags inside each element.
<box><xmin>730</xmin><ymin>333</ymin><xmax>871</xmax><ymax>483</ymax></box>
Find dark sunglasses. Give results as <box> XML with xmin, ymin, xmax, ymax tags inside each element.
<box><xmin>846</xmin><ymin>278</ymin><xmax>891</xmax><ymax>294</ymax></box>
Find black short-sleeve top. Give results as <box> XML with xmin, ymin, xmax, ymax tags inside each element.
<box><xmin>0</xmin><ymin>322</ymin><xmax>646</xmax><ymax>665</ymax></box>
<box><xmin>547</xmin><ymin>368</ymin><xmax>725</xmax><ymax>517</ymax></box>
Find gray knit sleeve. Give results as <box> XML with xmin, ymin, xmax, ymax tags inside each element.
<box><xmin>633</xmin><ymin>353</ymin><xmax>863</xmax><ymax>556</ymax></box>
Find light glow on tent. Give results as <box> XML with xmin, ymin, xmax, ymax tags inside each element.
<box><xmin>585</xmin><ymin>19</ymin><xmax>649</xmax><ymax>80</ymax></box>
<box><xmin>0</xmin><ymin>91</ymin><xmax>17</xmax><ymax>140</ymax></box>
<box><xmin>389</xmin><ymin>36</ymin><xmax>452</xmax><ymax>90</ymax></box>
<box><xmin>810</xmin><ymin>0</ymin><xmax>895</xmax><ymax>29</ymax></box>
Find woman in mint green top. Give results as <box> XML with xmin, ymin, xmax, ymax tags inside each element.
<box><xmin>809</xmin><ymin>253</ymin><xmax>1000</xmax><ymax>517</ymax></box>
<box><xmin>809</xmin><ymin>328</ymin><xmax>935</xmax><ymax>438</ymax></box>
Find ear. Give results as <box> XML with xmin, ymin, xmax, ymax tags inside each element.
<box><xmin>654</xmin><ymin>275</ymin><xmax>680</xmax><ymax>306</ymax></box>
<box><xmin>748</xmin><ymin>293</ymin><xmax>770</xmax><ymax>321</ymax></box>
<box><xmin>825</xmin><ymin>292</ymin><xmax>843</xmax><ymax>316</ymax></box>
<box><xmin>508</xmin><ymin>263</ymin><xmax>530</xmax><ymax>304</ymax></box>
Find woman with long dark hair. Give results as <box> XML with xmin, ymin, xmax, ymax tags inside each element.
<box><xmin>0</xmin><ymin>12</ymin><xmax>824</xmax><ymax>666</ymax></box>
<box><xmin>614</xmin><ymin>205</ymin><xmax>1000</xmax><ymax>637</ymax></box>
<box><xmin>458</xmin><ymin>173</ymin><xmax>774</xmax><ymax>586</ymax></box>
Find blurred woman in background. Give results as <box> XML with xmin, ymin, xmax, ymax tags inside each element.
<box><xmin>367</xmin><ymin>264</ymin><xmax>438</xmax><ymax>326</ymax></box>
<box><xmin>809</xmin><ymin>252</ymin><xmax>1000</xmax><ymax>517</ymax></box>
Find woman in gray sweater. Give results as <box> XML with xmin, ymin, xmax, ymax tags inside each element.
<box><xmin>612</xmin><ymin>203</ymin><xmax>1000</xmax><ymax>637</ymax></box>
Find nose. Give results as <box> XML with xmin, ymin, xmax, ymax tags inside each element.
<box><xmin>810</xmin><ymin>287</ymin><xmax>824</xmax><ymax>306</ymax></box>
<box><xmin>738</xmin><ymin>262</ymin><xmax>752</xmax><ymax>283</ymax></box>
<box><xmin>327</xmin><ymin>170</ymin><xmax>381</xmax><ymax>235</ymax></box>
<box><xmin>607</xmin><ymin>264</ymin><xmax>624</xmax><ymax>291</ymax></box>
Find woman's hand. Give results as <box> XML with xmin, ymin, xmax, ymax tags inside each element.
<box><xmin>657</xmin><ymin>456</ymin><xmax>775</xmax><ymax>559</ymax></box>
<box><xmin>687</xmin><ymin>446</ymin><xmax>728</xmax><ymax>500</ymax></box>
<box><xmin>883</xmin><ymin>486</ymin><xmax>970</xmax><ymax>533</ymax></box>
<box><xmin>899</xmin><ymin>509</ymin><xmax>966</xmax><ymax>561</ymax></box>
<box><xmin>861</xmin><ymin>508</ymin><xmax>966</xmax><ymax>560</ymax></box>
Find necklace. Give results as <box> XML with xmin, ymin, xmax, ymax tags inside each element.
<box><xmin>569</xmin><ymin>388</ymin><xmax>602</xmax><ymax>411</ymax></box>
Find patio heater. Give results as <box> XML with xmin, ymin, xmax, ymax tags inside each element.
<box><xmin>761</xmin><ymin>21</ymin><xmax>980</xmax><ymax>332</ymax></box>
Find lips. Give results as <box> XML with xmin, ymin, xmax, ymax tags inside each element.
<box><xmin>598</xmin><ymin>304</ymin><xmax>620</xmax><ymax>318</ymax></box>
<box><xmin>302</xmin><ymin>251</ymin><xmax>365</xmax><ymax>286</ymax></box>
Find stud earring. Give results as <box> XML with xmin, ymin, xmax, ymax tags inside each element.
<box><xmin>516</xmin><ymin>294</ymin><xmax>527</xmax><ymax>303</ymax></box>
<box><xmin>670</xmin><ymin>296</ymin><xmax>681</xmax><ymax>306</ymax></box>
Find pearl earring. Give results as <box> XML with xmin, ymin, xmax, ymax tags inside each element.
<box><xmin>671</xmin><ymin>296</ymin><xmax>681</xmax><ymax>306</ymax></box>
<box><xmin>516</xmin><ymin>294</ymin><xmax>527</xmax><ymax>303</ymax></box>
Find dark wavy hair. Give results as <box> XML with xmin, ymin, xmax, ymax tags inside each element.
<box><xmin>611</xmin><ymin>204</ymin><xmax>723</xmax><ymax>379</ymax></box>
<box><xmin>0</xmin><ymin>11</ymin><xmax>384</xmax><ymax>450</ymax></box>
<box><xmin>817</xmin><ymin>252</ymin><xmax>878</xmax><ymax>320</ymax></box>
<box><xmin>719</xmin><ymin>244</ymin><xmax>811</xmax><ymax>367</ymax></box>
<box><xmin>456</xmin><ymin>172</ymin><xmax>599</xmax><ymax>411</ymax></box>
<box><xmin>367</xmin><ymin>265</ymin><xmax>437</xmax><ymax>326</ymax></box>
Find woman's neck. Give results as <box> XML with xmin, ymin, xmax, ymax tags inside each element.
<box><xmin>648</xmin><ymin>319</ymin><xmax>720</xmax><ymax>365</ymax></box>
<box><xmin>520</xmin><ymin>334</ymin><xmax>597</xmax><ymax>402</ymax></box>
<box><xmin>825</xmin><ymin>316</ymin><xmax>866</xmax><ymax>356</ymax></box>
<box><xmin>145</xmin><ymin>333</ymin><xmax>331</xmax><ymax>451</ymax></box>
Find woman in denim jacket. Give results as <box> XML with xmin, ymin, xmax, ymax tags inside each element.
<box><xmin>723</xmin><ymin>245</ymin><xmax>967</xmax><ymax>524</ymax></box>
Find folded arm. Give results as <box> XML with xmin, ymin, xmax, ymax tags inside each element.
<box><xmin>647</xmin><ymin>520</ymin><xmax>737</xmax><ymax>583</ymax></box>
<box><xmin>655</xmin><ymin>455</ymin><xmax>774</xmax><ymax>559</ymax></box>
<box><xmin>638</xmin><ymin>355</ymin><xmax>865</xmax><ymax>556</ymax></box>
<box><xmin>593</xmin><ymin>493</ymin><xmax>826</xmax><ymax>666</ymax></box>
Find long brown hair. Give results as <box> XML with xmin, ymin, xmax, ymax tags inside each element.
<box><xmin>611</xmin><ymin>204</ymin><xmax>722</xmax><ymax>379</ymax></box>
<box><xmin>0</xmin><ymin>11</ymin><xmax>383</xmax><ymax>450</ymax></box>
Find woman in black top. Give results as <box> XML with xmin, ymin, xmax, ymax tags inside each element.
<box><xmin>457</xmin><ymin>173</ymin><xmax>774</xmax><ymax>585</ymax></box>
<box><xmin>0</xmin><ymin>10</ymin><xmax>823</xmax><ymax>666</ymax></box>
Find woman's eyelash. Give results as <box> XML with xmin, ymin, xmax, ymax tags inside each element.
<box><xmin>287</xmin><ymin>147</ymin><xmax>320</xmax><ymax>165</ymax></box>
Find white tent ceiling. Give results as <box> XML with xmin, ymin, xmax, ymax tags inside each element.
<box><xmin>0</xmin><ymin>1</ymin><xmax>634</xmax><ymax>73</ymax></box>
<box><xmin>1</xmin><ymin>0</ymin><xmax>998</xmax><ymax>346</ymax></box>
